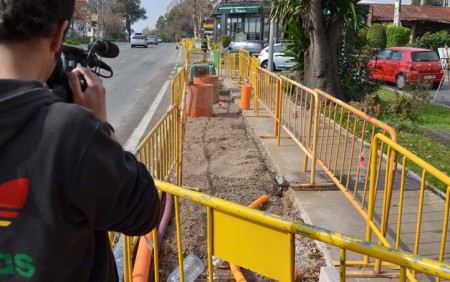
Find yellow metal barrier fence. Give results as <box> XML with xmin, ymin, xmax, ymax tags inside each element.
<box><xmin>171</xmin><ymin>68</ymin><xmax>186</xmax><ymax>108</ymax></box>
<box><xmin>155</xmin><ymin>179</ymin><xmax>450</xmax><ymax>282</ymax></box>
<box><xmin>279</xmin><ymin>76</ymin><xmax>320</xmax><ymax>185</ymax></box>
<box><xmin>120</xmin><ymin>105</ymin><xmax>183</xmax><ymax>282</ymax></box>
<box><xmin>313</xmin><ymin>89</ymin><xmax>398</xmax><ymax>244</ymax></box>
<box><xmin>250</xmin><ymin>56</ymin><xmax>258</xmax><ymax>89</ymax></box>
<box><xmin>238</xmin><ymin>50</ymin><xmax>250</xmax><ymax>83</ymax></box>
<box><xmin>223</xmin><ymin>52</ymin><xmax>238</xmax><ymax>79</ymax></box>
<box><xmin>367</xmin><ymin>134</ymin><xmax>450</xmax><ymax>281</ymax></box>
<box><xmin>254</xmin><ymin>67</ymin><xmax>282</xmax><ymax>142</ymax></box>
<box><xmin>218</xmin><ymin>53</ymin><xmax>450</xmax><ymax>280</ymax></box>
<box><xmin>210</xmin><ymin>41</ymin><xmax>222</xmax><ymax>51</ymax></box>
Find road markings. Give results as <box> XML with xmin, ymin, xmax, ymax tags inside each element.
<box><xmin>124</xmin><ymin>80</ymin><xmax>171</xmax><ymax>151</ymax></box>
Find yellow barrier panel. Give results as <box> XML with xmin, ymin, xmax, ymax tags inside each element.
<box><xmin>212</xmin><ymin>209</ymin><xmax>294</xmax><ymax>281</ymax></box>
<box><xmin>155</xmin><ymin>180</ymin><xmax>450</xmax><ymax>281</ymax></box>
<box><xmin>368</xmin><ymin>134</ymin><xmax>450</xmax><ymax>281</ymax></box>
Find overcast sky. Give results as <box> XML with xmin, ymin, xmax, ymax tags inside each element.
<box><xmin>132</xmin><ymin>0</ymin><xmax>412</xmax><ymax>33</ymax></box>
<box><xmin>132</xmin><ymin>0</ymin><xmax>171</xmax><ymax>33</ymax></box>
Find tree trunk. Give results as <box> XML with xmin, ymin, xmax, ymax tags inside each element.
<box><xmin>192</xmin><ymin>0</ymin><xmax>199</xmax><ymax>39</ymax></box>
<box><xmin>302</xmin><ymin>0</ymin><xmax>346</xmax><ymax>101</ymax></box>
<box><xmin>126</xmin><ymin>17</ymin><xmax>131</xmax><ymax>42</ymax></box>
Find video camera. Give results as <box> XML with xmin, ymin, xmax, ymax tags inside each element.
<box><xmin>47</xmin><ymin>39</ymin><xmax>120</xmax><ymax>103</ymax></box>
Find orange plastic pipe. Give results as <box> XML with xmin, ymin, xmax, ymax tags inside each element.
<box><xmin>132</xmin><ymin>233</ymin><xmax>154</xmax><ymax>282</ymax></box>
<box><xmin>240</xmin><ymin>85</ymin><xmax>252</xmax><ymax>110</ymax></box>
<box><xmin>248</xmin><ymin>195</ymin><xmax>268</xmax><ymax>209</ymax></box>
<box><xmin>229</xmin><ymin>195</ymin><xmax>269</xmax><ymax>282</ymax></box>
<box><xmin>230</xmin><ymin>264</ymin><xmax>247</xmax><ymax>282</ymax></box>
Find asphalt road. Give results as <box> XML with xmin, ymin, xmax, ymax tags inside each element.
<box><xmin>383</xmin><ymin>73</ymin><xmax>450</xmax><ymax>108</ymax></box>
<box><xmin>98</xmin><ymin>42</ymin><xmax>183</xmax><ymax>148</ymax></box>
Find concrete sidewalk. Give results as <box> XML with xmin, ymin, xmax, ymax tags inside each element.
<box><xmin>221</xmin><ymin>76</ymin><xmax>449</xmax><ymax>281</ymax></box>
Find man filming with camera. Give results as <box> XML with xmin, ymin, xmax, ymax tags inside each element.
<box><xmin>0</xmin><ymin>1</ymin><xmax>161</xmax><ymax>281</ymax></box>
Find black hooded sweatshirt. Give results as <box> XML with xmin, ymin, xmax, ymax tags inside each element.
<box><xmin>0</xmin><ymin>80</ymin><xmax>161</xmax><ymax>281</ymax></box>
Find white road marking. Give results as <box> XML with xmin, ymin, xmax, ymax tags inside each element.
<box><xmin>124</xmin><ymin>80</ymin><xmax>171</xmax><ymax>151</ymax></box>
<box><xmin>119</xmin><ymin>60</ymin><xmax>126</xmax><ymax>64</ymax></box>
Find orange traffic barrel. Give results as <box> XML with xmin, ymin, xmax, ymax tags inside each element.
<box><xmin>194</xmin><ymin>75</ymin><xmax>219</xmax><ymax>103</ymax></box>
<box><xmin>186</xmin><ymin>83</ymin><xmax>214</xmax><ymax>117</ymax></box>
<box><xmin>241</xmin><ymin>85</ymin><xmax>252</xmax><ymax>110</ymax></box>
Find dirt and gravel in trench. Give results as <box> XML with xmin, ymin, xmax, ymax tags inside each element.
<box><xmin>157</xmin><ymin>80</ymin><xmax>325</xmax><ymax>281</ymax></box>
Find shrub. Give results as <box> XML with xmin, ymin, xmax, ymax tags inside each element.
<box><xmin>386</xmin><ymin>26</ymin><xmax>411</xmax><ymax>47</ymax></box>
<box><xmin>219</xmin><ymin>35</ymin><xmax>231</xmax><ymax>48</ymax></box>
<box><xmin>338</xmin><ymin>22</ymin><xmax>380</xmax><ymax>101</ymax></box>
<box><xmin>64</xmin><ymin>37</ymin><xmax>91</xmax><ymax>45</ymax></box>
<box><xmin>366</xmin><ymin>24</ymin><xmax>387</xmax><ymax>49</ymax></box>
<box><xmin>412</xmin><ymin>30</ymin><xmax>450</xmax><ymax>53</ymax></box>
<box><xmin>385</xmin><ymin>84</ymin><xmax>431</xmax><ymax>128</ymax></box>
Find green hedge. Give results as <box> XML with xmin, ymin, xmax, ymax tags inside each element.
<box><xmin>386</xmin><ymin>26</ymin><xmax>411</xmax><ymax>47</ymax></box>
<box><xmin>366</xmin><ymin>24</ymin><xmax>387</xmax><ymax>49</ymax></box>
<box><xmin>219</xmin><ymin>35</ymin><xmax>231</xmax><ymax>48</ymax></box>
<box><xmin>64</xmin><ymin>37</ymin><xmax>91</xmax><ymax>45</ymax></box>
<box><xmin>412</xmin><ymin>30</ymin><xmax>450</xmax><ymax>53</ymax></box>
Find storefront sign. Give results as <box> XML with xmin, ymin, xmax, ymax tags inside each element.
<box><xmin>218</xmin><ymin>6</ymin><xmax>259</xmax><ymax>14</ymax></box>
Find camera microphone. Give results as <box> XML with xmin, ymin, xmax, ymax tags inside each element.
<box><xmin>90</xmin><ymin>40</ymin><xmax>120</xmax><ymax>58</ymax></box>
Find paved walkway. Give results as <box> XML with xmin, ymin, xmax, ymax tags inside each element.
<box><xmin>222</xmin><ymin>77</ymin><xmax>450</xmax><ymax>281</ymax></box>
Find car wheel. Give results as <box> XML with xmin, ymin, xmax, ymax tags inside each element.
<box><xmin>131</xmin><ymin>45</ymin><xmax>134</xmax><ymax>48</ymax></box>
<box><xmin>145</xmin><ymin>45</ymin><xmax>148</xmax><ymax>48</ymax></box>
<box><xmin>261</xmin><ymin>60</ymin><xmax>268</xmax><ymax>69</ymax></box>
<box><xmin>396</xmin><ymin>74</ymin><xmax>406</xmax><ymax>89</ymax></box>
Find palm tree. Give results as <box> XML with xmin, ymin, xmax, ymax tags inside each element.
<box><xmin>271</xmin><ymin>0</ymin><xmax>364</xmax><ymax>100</ymax></box>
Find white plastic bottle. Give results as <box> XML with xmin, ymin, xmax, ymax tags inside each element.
<box><xmin>167</xmin><ymin>254</ymin><xmax>205</xmax><ymax>282</ymax></box>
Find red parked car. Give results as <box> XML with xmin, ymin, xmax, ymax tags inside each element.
<box><xmin>368</xmin><ymin>47</ymin><xmax>443</xmax><ymax>89</ymax></box>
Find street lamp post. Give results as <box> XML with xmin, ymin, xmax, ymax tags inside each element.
<box><xmin>393</xmin><ymin>0</ymin><xmax>402</xmax><ymax>27</ymax></box>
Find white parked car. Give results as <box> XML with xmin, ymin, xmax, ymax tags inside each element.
<box><xmin>258</xmin><ymin>43</ymin><xmax>295</xmax><ymax>71</ymax></box>
<box><xmin>131</xmin><ymin>34</ymin><xmax>148</xmax><ymax>48</ymax></box>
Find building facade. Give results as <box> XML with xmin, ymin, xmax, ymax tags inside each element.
<box><xmin>211</xmin><ymin>0</ymin><xmax>273</xmax><ymax>42</ymax></box>
<box><xmin>366</xmin><ymin>4</ymin><xmax>450</xmax><ymax>39</ymax></box>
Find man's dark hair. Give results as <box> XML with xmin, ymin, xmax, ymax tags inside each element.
<box><xmin>0</xmin><ymin>0</ymin><xmax>75</xmax><ymax>42</ymax></box>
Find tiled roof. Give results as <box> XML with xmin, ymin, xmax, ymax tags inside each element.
<box><xmin>370</xmin><ymin>4</ymin><xmax>450</xmax><ymax>24</ymax></box>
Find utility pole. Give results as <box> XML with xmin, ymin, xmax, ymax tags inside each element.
<box><xmin>393</xmin><ymin>0</ymin><xmax>402</xmax><ymax>27</ymax></box>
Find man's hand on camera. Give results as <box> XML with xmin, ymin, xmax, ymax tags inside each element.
<box><xmin>68</xmin><ymin>67</ymin><xmax>107</xmax><ymax>122</ymax></box>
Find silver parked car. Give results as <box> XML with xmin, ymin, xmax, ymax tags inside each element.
<box><xmin>131</xmin><ymin>35</ymin><xmax>148</xmax><ymax>48</ymax></box>
<box><xmin>258</xmin><ymin>43</ymin><xmax>295</xmax><ymax>71</ymax></box>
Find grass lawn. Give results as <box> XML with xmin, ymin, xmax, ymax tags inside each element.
<box><xmin>376</xmin><ymin>89</ymin><xmax>450</xmax><ymax>191</ymax></box>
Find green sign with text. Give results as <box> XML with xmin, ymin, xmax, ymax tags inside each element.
<box><xmin>218</xmin><ymin>6</ymin><xmax>259</xmax><ymax>14</ymax></box>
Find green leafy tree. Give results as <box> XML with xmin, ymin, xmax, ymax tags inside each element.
<box><xmin>280</xmin><ymin>20</ymin><xmax>308</xmax><ymax>73</ymax></box>
<box><xmin>156</xmin><ymin>16</ymin><xmax>167</xmax><ymax>31</ymax></box>
<box><xmin>270</xmin><ymin>0</ymin><xmax>366</xmax><ymax>100</ymax></box>
<box><xmin>165</xmin><ymin>0</ymin><xmax>194</xmax><ymax>38</ymax></box>
<box><xmin>113</xmin><ymin>0</ymin><xmax>147</xmax><ymax>41</ymax></box>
